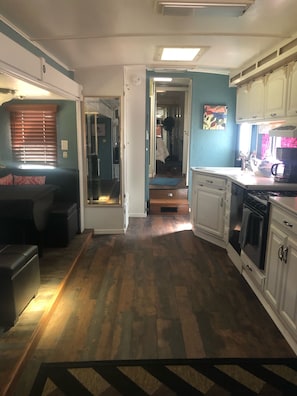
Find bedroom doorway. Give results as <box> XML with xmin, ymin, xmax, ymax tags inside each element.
<box><xmin>149</xmin><ymin>77</ymin><xmax>192</xmax><ymax>186</ymax></box>
<box><xmin>148</xmin><ymin>77</ymin><xmax>192</xmax><ymax>215</ymax></box>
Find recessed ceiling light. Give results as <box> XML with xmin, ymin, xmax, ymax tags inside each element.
<box><xmin>161</xmin><ymin>47</ymin><xmax>200</xmax><ymax>61</ymax></box>
<box><xmin>153</xmin><ymin>77</ymin><xmax>173</xmax><ymax>81</ymax></box>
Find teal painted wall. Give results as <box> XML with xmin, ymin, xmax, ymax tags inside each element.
<box><xmin>0</xmin><ymin>100</ymin><xmax>78</xmax><ymax>169</ymax></box>
<box><xmin>189</xmin><ymin>72</ymin><xmax>237</xmax><ymax>168</ymax></box>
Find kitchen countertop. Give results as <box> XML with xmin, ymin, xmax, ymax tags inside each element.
<box><xmin>191</xmin><ymin>167</ymin><xmax>297</xmax><ymax>191</ymax></box>
<box><xmin>269</xmin><ymin>196</ymin><xmax>297</xmax><ymax>215</ymax></box>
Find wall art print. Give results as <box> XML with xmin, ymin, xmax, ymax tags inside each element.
<box><xmin>203</xmin><ymin>105</ymin><xmax>228</xmax><ymax>130</ymax></box>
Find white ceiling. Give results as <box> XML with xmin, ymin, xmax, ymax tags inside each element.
<box><xmin>1</xmin><ymin>0</ymin><xmax>297</xmax><ymax>95</ymax></box>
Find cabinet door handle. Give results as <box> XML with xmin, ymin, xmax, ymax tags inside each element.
<box><xmin>220</xmin><ymin>197</ymin><xmax>223</xmax><ymax>207</ymax></box>
<box><xmin>283</xmin><ymin>247</ymin><xmax>288</xmax><ymax>264</ymax></box>
<box><xmin>283</xmin><ymin>220</ymin><xmax>293</xmax><ymax>228</ymax></box>
<box><xmin>278</xmin><ymin>245</ymin><xmax>284</xmax><ymax>260</ymax></box>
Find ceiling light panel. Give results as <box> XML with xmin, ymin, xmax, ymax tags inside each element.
<box><xmin>155</xmin><ymin>0</ymin><xmax>255</xmax><ymax>17</ymax></box>
<box><xmin>161</xmin><ymin>47</ymin><xmax>200</xmax><ymax>61</ymax></box>
<box><xmin>153</xmin><ymin>77</ymin><xmax>173</xmax><ymax>81</ymax></box>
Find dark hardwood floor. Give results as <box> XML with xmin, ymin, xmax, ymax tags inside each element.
<box><xmin>4</xmin><ymin>215</ymin><xmax>296</xmax><ymax>395</ymax></box>
<box><xmin>0</xmin><ymin>230</ymin><xmax>93</xmax><ymax>396</ymax></box>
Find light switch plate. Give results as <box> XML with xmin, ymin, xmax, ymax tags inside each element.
<box><xmin>61</xmin><ymin>140</ymin><xmax>68</xmax><ymax>150</ymax></box>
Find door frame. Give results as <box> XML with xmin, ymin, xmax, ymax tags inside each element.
<box><xmin>149</xmin><ymin>77</ymin><xmax>192</xmax><ymax>185</ymax></box>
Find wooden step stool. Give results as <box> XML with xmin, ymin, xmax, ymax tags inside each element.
<box><xmin>149</xmin><ymin>188</ymin><xmax>189</xmax><ymax>215</ymax></box>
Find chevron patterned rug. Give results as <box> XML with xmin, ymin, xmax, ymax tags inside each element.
<box><xmin>30</xmin><ymin>358</ymin><xmax>297</xmax><ymax>395</ymax></box>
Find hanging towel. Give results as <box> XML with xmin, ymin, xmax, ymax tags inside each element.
<box><xmin>248</xmin><ymin>212</ymin><xmax>261</xmax><ymax>246</ymax></box>
<box><xmin>156</xmin><ymin>137</ymin><xmax>169</xmax><ymax>163</ymax></box>
<box><xmin>239</xmin><ymin>207</ymin><xmax>252</xmax><ymax>248</ymax></box>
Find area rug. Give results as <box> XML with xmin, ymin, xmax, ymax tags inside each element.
<box><xmin>30</xmin><ymin>358</ymin><xmax>297</xmax><ymax>395</ymax></box>
<box><xmin>149</xmin><ymin>177</ymin><xmax>182</xmax><ymax>186</ymax></box>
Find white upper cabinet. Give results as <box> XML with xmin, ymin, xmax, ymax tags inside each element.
<box><xmin>236</xmin><ymin>84</ymin><xmax>249</xmax><ymax>122</ymax></box>
<box><xmin>236</xmin><ymin>78</ymin><xmax>265</xmax><ymax>123</ymax></box>
<box><xmin>41</xmin><ymin>60</ymin><xmax>81</xmax><ymax>100</ymax></box>
<box><xmin>0</xmin><ymin>32</ymin><xmax>42</xmax><ymax>81</ymax></box>
<box><xmin>249</xmin><ymin>78</ymin><xmax>265</xmax><ymax>121</ymax></box>
<box><xmin>264</xmin><ymin>67</ymin><xmax>287</xmax><ymax>119</ymax></box>
<box><xmin>0</xmin><ymin>32</ymin><xmax>81</xmax><ymax>101</ymax></box>
<box><xmin>235</xmin><ymin>65</ymin><xmax>297</xmax><ymax>123</ymax></box>
<box><xmin>286</xmin><ymin>61</ymin><xmax>297</xmax><ymax>117</ymax></box>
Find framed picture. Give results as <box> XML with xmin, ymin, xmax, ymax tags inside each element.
<box><xmin>203</xmin><ymin>105</ymin><xmax>228</xmax><ymax>130</ymax></box>
<box><xmin>97</xmin><ymin>123</ymin><xmax>106</xmax><ymax>137</ymax></box>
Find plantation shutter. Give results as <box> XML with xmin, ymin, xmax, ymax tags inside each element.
<box><xmin>6</xmin><ymin>104</ymin><xmax>58</xmax><ymax>165</ymax></box>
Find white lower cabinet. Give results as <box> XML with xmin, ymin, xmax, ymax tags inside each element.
<box><xmin>195</xmin><ymin>186</ymin><xmax>225</xmax><ymax>237</ymax></box>
<box><xmin>264</xmin><ymin>206</ymin><xmax>297</xmax><ymax>341</ymax></box>
<box><xmin>191</xmin><ymin>172</ymin><xmax>227</xmax><ymax>248</ymax></box>
<box><xmin>191</xmin><ymin>170</ymin><xmax>297</xmax><ymax>353</ymax></box>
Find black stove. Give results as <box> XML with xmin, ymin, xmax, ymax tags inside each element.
<box><xmin>242</xmin><ymin>190</ymin><xmax>297</xmax><ymax>270</ymax></box>
<box><xmin>246</xmin><ymin>190</ymin><xmax>297</xmax><ymax>213</ymax></box>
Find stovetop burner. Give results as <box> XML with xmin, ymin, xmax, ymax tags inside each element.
<box><xmin>249</xmin><ymin>190</ymin><xmax>297</xmax><ymax>201</ymax></box>
<box><xmin>246</xmin><ymin>190</ymin><xmax>297</xmax><ymax>213</ymax></box>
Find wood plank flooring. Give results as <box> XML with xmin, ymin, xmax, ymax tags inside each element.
<box><xmin>0</xmin><ymin>230</ymin><xmax>93</xmax><ymax>396</ymax></box>
<box><xmin>5</xmin><ymin>215</ymin><xmax>296</xmax><ymax>395</ymax></box>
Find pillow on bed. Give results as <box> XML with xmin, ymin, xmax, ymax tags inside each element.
<box><xmin>13</xmin><ymin>175</ymin><xmax>46</xmax><ymax>185</ymax></box>
<box><xmin>0</xmin><ymin>174</ymin><xmax>13</xmax><ymax>185</ymax></box>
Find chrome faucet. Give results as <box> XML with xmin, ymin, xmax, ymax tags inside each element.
<box><xmin>238</xmin><ymin>151</ymin><xmax>248</xmax><ymax>171</ymax></box>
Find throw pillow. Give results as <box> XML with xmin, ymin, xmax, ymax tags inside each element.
<box><xmin>0</xmin><ymin>174</ymin><xmax>13</xmax><ymax>185</ymax></box>
<box><xmin>14</xmin><ymin>175</ymin><xmax>46</xmax><ymax>185</ymax></box>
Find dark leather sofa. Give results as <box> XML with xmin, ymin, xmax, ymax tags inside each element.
<box><xmin>0</xmin><ymin>167</ymin><xmax>80</xmax><ymax>251</ymax></box>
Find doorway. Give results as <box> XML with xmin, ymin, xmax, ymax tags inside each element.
<box><xmin>149</xmin><ymin>77</ymin><xmax>192</xmax><ymax>185</ymax></box>
<box><xmin>148</xmin><ymin>77</ymin><xmax>192</xmax><ymax>215</ymax></box>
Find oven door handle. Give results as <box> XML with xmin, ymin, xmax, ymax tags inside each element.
<box><xmin>278</xmin><ymin>245</ymin><xmax>284</xmax><ymax>261</ymax></box>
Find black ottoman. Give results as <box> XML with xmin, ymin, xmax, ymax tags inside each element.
<box><xmin>45</xmin><ymin>202</ymin><xmax>78</xmax><ymax>247</ymax></box>
<box><xmin>0</xmin><ymin>244</ymin><xmax>40</xmax><ymax>327</ymax></box>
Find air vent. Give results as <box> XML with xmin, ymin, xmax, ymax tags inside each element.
<box><xmin>280</xmin><ymin>38</ymin><xmax>297</xmax><ymax>55</ymax></box>
<box><xmin>230</xmin><ymin>73</ymin><xmax>241</xmax><ymax>84</ymax></box>
<box><xmin>155</xmin><ymin>1</ymin><xmax>255</xmax><ymax>17</ymax></box>
<box><xmin>257</xmin><ymin>51</ymin><xmax>278</xmax><ymax>67</ymax></box>
<box><xmin>242</xmin><ymin>64</ymin><xmax>256</xmax><ymax>76</ymax></box>
<box><xmin>230</xmin><ymin>33</ymin><xmax>297</xmax><ymax>86</ymax></box>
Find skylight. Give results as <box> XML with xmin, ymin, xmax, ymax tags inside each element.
<box><xmin>161</xmin><ymin>47</ymin><xmax>201</xmax><ymax>61</ymax></box>
<box><xmin>153</xmin><ymin>77</ymin><xmax>173</xmax><ymax>82</ymax></box>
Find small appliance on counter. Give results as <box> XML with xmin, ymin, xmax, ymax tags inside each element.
<box><xmin>271</xmin><ymin>147</ymin><xmax>297</xmax><ymax>183</ymax></box>
<box><xmin>269</xmin><ymin>122</ymin><xmax>297</xmax><ymax>138</ymax></box>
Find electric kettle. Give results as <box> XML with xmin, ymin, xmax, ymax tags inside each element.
<box><xmin>271</xmin><ymin>163</ymin><xmax>285</xmax><ymax>177</ymax></box>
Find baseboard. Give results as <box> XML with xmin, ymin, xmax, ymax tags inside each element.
<box><xmin>93</xmin><ymin>228</ymin><xmax>126</xmax><ymax>234</ymax></box>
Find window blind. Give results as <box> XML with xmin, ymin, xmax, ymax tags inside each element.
<box><xmin>6</xmin><ymin>104</ymin><xmax>58</xmax><ymax>165</ymax></box>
